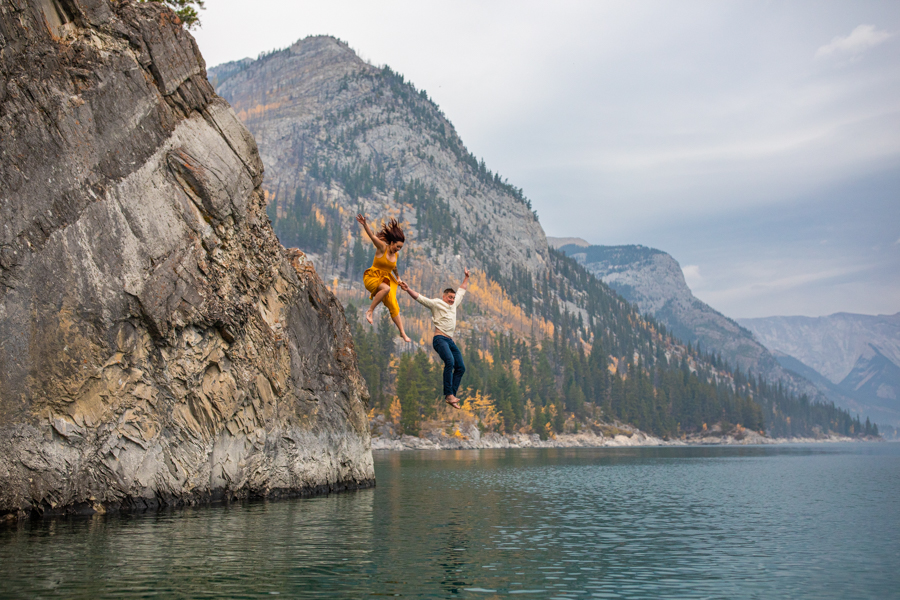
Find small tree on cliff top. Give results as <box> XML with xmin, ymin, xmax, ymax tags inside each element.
<box><xmin>141</xmin><ymin>0</ymin><xmax>205</xmax><ymax>29</ymax></box>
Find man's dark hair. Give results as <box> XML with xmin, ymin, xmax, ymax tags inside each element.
<box><xmin>443</xmin><ymin>288</ymin><xmax>456</xmax><ymax>295</ymax></box>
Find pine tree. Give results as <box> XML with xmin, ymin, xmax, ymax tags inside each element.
<box><xmin>142</xmin><ymin>0</ymin><xmax>205</xmax><ymax>29</ymax></box>
<box><xmin>396</xmin><ymin>354</ymin><xmax>421</xmax><ymax>435</ymax></box>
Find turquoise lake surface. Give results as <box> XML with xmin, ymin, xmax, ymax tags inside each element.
<box><xmin>1</xmin><ymin>444</ymin><xmax>898</xmax><ymax>599</ymax></box>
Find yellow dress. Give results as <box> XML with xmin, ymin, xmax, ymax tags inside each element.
<box><xmin>363</xmin><ymin>252</ymin><xmax>400</xmax><ymax>317</ymax></box>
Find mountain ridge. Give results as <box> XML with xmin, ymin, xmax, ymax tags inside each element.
<box><xmin>740</xmin><ymin>313</ymin><xmax>900</xmax><ymax>427</ymax></box>
<box><xmin>558</xmin><ymin>242</ymin><xmax>897</xmax><ymax>428</ymax></box>
<box><xmin>557</xmin><ymin>244</ymin><xmax>813</xmax><ymax>383</ymax></box>
<box><xmin>738</xmin><ymin>312</ymin><xmax>900</xmax><ymax>383</ymax></box>
<box><xmin>209</xmin><ymin>36</ymin><xmax>874</xmax><ymax>440</ymax></box>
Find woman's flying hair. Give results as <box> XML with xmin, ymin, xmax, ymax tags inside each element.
<box><xmin>376</xmin><ymin>218</ymin><xmax>405</xmax><ymax>244</ymax></box>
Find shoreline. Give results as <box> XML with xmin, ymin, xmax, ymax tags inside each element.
<box><xmin>371</xmin><ymin>430</ymin><xmax>874</xmax><ymax>451</ymax></box>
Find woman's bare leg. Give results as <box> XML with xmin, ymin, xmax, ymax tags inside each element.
<box><xmin>391</xmin><ymin>313</ymin><xmax>412</xmax><ymax>343</ymax></box>
<box><xmin>366</xmin><ymin>283</ymin><xmax>390</xmax><ymax>324</ymax></box>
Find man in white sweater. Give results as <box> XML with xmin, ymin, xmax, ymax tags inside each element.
<box><xmin>398</xmin><ymin>269</ymin><xmax>470</xmax><ymax>409</ymax></box>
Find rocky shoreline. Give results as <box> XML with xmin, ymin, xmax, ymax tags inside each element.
<box><xmin>372</xmin><ymin>429</ymin><xmax>867</xmax><ymax>451</ymax></box>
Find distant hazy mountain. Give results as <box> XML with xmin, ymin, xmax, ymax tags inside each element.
<box><xmin>739</xmin><ymin>313</ymin><xmax>900</xmax><ymax>427</ymax></box>
<box><xmin>557</xmin><ymin>243</ymin><xmax>847</xmax><ymax>408</ymax></box>
<box><xmin>737</xmin><ymin>313</ymin><xmax>900</xmax><ymax>382</ymax></box>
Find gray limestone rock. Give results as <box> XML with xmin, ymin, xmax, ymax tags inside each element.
<box><xmin>0</xmin><ymin>0</ymin><xmax>373</xmax><ymax>519</ymax></box>
<box><xmin>210</xmin><ymin>36</ymin><xmax>549</xmax><ymax>288</ymax></box>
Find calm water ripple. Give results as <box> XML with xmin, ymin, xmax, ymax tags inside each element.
<box><xmin>1</xmin><ymin>444</ymin><xmax>898</xmax><ymax>599</ymax></box>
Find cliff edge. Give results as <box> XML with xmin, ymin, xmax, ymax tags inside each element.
<box><xmin>0</xmin><ymin>0</ymin><xmax>373</xmax><ymax>519</ymax></box>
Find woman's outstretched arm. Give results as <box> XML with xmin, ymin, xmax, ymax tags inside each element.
<box><xmin>356</xmin><ymin>214</ymin><xmax>387</xmax><ymax>252</ymax></box>
<box><xmin>398</xmin><ymin>280</ymin><xmax>419</xmax><ymax>299</ymax></box>
<box><xmin>400</xmin><ymin>281</ymin><xmax>436</xmax><ymax>308</ymax></box>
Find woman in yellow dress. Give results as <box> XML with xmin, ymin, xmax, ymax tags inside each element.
<box><xmin>356</xmin><ymin>214</ymin><xmax>412</xmax><ymax>342</ymax></box>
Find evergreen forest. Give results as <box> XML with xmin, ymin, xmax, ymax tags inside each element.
<box><xmin>347</xmin><ymin>249</ymin><xmax>871</xmax><ymax>441</ymax></box>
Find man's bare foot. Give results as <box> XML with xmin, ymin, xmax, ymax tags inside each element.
<box><xmin>445</xmin><ymin>395</ymin><xmax>461</xmax><ymax>409</ymax></box>
<box><xmin>365</xmin><ymin>309</ymin><xmax>374</xmax><ymax>324</ymax></box>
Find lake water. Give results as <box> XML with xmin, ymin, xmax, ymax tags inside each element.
<box><xmin>1</xmin><ymin>444</ymin><xmax>898</xmax><ymax>599</ymax></box>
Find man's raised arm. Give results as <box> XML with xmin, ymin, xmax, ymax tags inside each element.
<box><xmin>459</xmin><ymin>268</ymin><xmax>470</xmax><ymax>290</ymax></box>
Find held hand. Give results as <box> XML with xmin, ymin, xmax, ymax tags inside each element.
<box><xmin>398</xmin><ymin>281</ymin><xmax>409</xmax><ymax>291</ymax></box>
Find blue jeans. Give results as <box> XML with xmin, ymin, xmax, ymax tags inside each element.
<box><xmin>432</xmin><ymin>335</ymin><xmax>465</xmax><ymax>396</ymax></box>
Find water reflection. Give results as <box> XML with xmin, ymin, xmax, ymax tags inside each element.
<box><xmin>1</xmin><ymin>445</ymin><xmax>898</xmax><ymax>599</ymax></box>
<box><xmin>2</xmin><ymin>489</ymin><xmax>375</xmax><ymax>598</ymax></box>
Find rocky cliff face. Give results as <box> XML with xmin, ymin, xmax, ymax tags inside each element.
<box><xmin>0</xmin><ymin>0</ymin><xmax>372</xmax><ymax>519</ymax></box>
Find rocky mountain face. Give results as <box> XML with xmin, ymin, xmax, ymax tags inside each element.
<box><xmin>739</xmin><ymin>313</ymin><xmax>900</xmax><ymax>427</ymax></box>
<box><xmin>555</xmin><ymin>245</ymin><xmax>700</xmax><ymax>329</ymax></box>
<box><xmin>738</xmin><ymin>313</ymin><xmax>900</xmax><ymax>383</ymax></box>
<box><xmin>211</xmin><ymin>36</ymin><xmax>548</xmax><ymax>341</ymax></box>
<box><xmin>839</xmin><ymin>345</ymin><xmax>900</xmax><ymax>417</ymax></box>
<box><xmin>209</xmin><ymin>37</ymin><xmax>871</xmax><ymax>440</ymax></box>
<box><xmin>0</xmin><ymin>0</ymin><xmax>372</xmax><ymax>519</ymax></box>
<box><xmin>554</xmin><ymin>243</ymin><xmax>851</xmax><ymax>408</ymax></box>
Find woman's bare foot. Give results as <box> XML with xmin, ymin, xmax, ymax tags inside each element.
<box><xmin>402</xmin><ymin>335</ymin><xmax>412</xmax><ymax>343</ymax></box>
<box><xmin>365</xmin><ymin>308</ymin><xmax>374</xmax><ymax>324</ymax></box>
<box><xmin>445</xmin><ymin>395</ymin><xmax>461</xmax><ymax>409</ymax></box>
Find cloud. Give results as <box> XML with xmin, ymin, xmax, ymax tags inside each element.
<box><xmin>692</xmin><ymin>262</ymin><xmax>874</xmax><ymax>317</ymax></box>
<box><xmin>816</xmin><ymin>25</ymin><xmax>891</xmax><ymax>59</ymax></box>
<box><xmin>682</xmin><ymin>265</ymin><xmax>702</xmax><ymax>289</ymax></box>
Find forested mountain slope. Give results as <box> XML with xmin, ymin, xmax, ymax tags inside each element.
<box><xmin>553</xmin><ymin>243</ymin><xmax>856</xmax><ymax>416</ymax></box>
<box><xmin>210</xmin><ymin>36</ymin><xmax>874</xmax><ymax>440</ymax></box>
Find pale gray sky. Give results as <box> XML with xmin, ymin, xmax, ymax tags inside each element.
<box><xmin>193</xmin><ymin>0</ymin><xmax>900</xmax><ymax>319</ymax></box>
